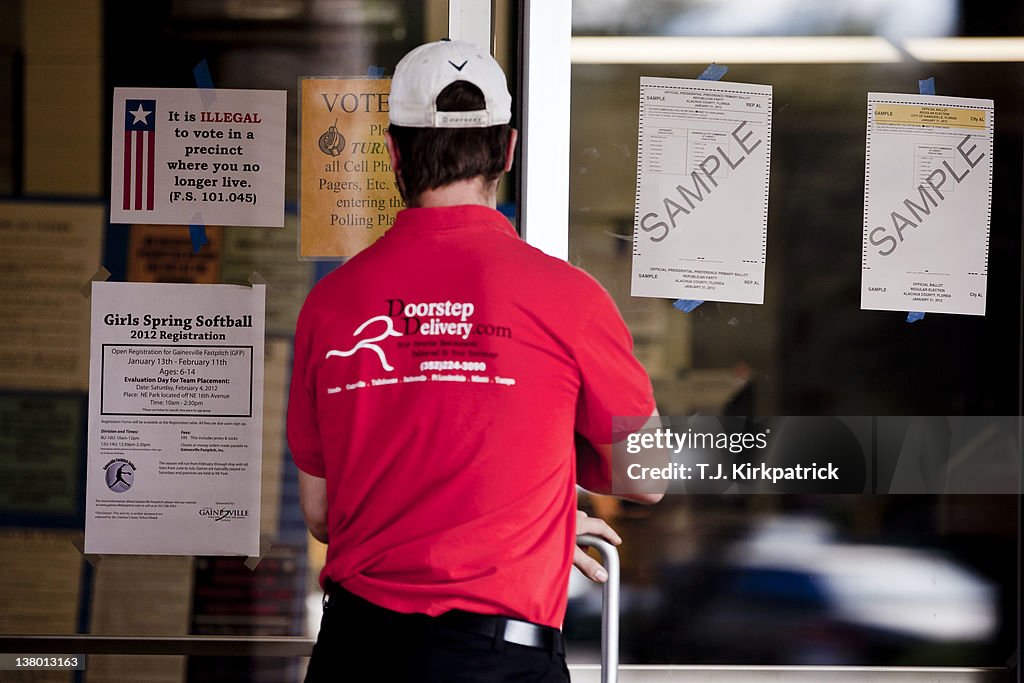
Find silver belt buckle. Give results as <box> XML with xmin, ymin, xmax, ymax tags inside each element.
<box><xmin>503</xmin><ymin>619</ymin><xmax>543</xmax><ymax>648</ymax></box>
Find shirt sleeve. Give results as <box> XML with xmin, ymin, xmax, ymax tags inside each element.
<box><xmin>287</xmin><ymin>304</ymin><xmax>326</xmax><ymax>478</ymax></box>
<box><xmin>573</xmin><ymin>284</ymin><xmax>656</xmax><ymax>447</ymax></box>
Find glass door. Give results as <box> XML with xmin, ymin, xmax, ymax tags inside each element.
<box><xmin>519</xmin><ymin>0</ymin><xmax>1021</xmax><ymax>672</ymax></box>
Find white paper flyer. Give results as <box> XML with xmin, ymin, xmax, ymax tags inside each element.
<box><xmin>861</xmin><ymin>92</ymin><xmax>994</xmax><ymax>315</ymax></box>
<box><xmin>85</xmin><ymin>281</ymin><xmax>265</xmax><ymax>555</ymax></box>
<box><xmin>631</xmin><ymin>77</ymin><xmax>772</xmax><ymax>304</ymax></box>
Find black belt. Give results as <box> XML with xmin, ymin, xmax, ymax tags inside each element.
<box><xmin>435</xmin><ymin>610</ymin><xmax>565</xmax><ymax>655</ymax></box>
<box><xmin>323</xmin><ymin>582</ymin><xmax>563</xmax><ymax>655</ymax></box>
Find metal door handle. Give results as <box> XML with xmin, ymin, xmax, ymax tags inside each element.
<box><xmin>576</xmin><ymin>534</ymin><xmax>619</xmax><ymax>683</ymax></box>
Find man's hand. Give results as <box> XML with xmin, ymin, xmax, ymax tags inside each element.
<box><xmin>574</xmin><ymin>510</ymin><xmax>622</xmax><ymax>583</ymax></box>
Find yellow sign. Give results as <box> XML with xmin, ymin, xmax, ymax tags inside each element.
<box><xmin>874</xmin><ymin>104</ymin><xmax>987</xmax><ymax>130</ymax></box>
<box><xmin>128</xmin><ymin>224</ymin><xmax>223</xmax><ymax>283</ymax></box>
<box><xmin>299</xmin><ymin>78</ymin><xmax>403</xmax><ymax>259</ymax></box>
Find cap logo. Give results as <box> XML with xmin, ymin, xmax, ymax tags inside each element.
<box><xmin>435</xmin><ymin>110</ymin><xmax>489</xmax><ymax>127</ymax></box>
<box><xmin>448</xmin><ymin>60</ymin><xmax>468</xmax><ymax>71</ymax></box>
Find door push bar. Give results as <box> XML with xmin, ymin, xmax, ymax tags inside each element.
<box><xmin>576</xmin><ymin>533</ymin><xmax>620</xmax><ymax>683</ymax></box>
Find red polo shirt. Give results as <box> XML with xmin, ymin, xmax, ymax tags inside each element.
<box><xmin>288</xmin><ymin>205</ymin><xmax>654</xmax><ymax>628</ymax></box>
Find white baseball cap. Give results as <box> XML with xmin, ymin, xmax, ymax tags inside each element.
<box><xmin>389</xmin><ymin>39</ymin><xmax>512</xmax><ymax>128</ymax></box>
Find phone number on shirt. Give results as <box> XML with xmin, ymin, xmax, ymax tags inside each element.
<box><xmin>419</xmin><ymin>360</ymin><xmax>487</xmax><ymax>372</ymax></box>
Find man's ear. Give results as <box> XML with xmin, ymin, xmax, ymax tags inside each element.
<box><xmin>385</xmin><ymin>131</ymin><xmax>400</xmax><ymax>173</ymax></box>
<box><xmin>504</xmin><ymin>129</ymin><xmax>518</xmax><ymax>173</ymax></box>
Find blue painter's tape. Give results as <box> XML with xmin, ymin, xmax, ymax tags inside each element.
<box><xmin>191</xmin><ymin>60</ymin><xmax>214</xmax><ymax>251</ymax></box>
<box><xmin>189</xmin><ymin>224</ymin><xmax>209</xmax><ymax>253</ymax></box>
<box><xmin>698</xmin><ymin>63</ymin><xmax>729</xmax><ymax>81</ymax></box>
<box><xmin>905</xmin><ymin>77</ymin><xmax>935</xmax><ymax>323</ymax></box>
<box><xmin>673</xmin><ymin>299</ymin><xmax>704</xmax><ymax>313</ymax></box>
<box><xmin>314</xmin><ymin>260</ymin><xmax>342</xmax><ymax>284</ymax></box>
<box><xmin>906</xmin><ymin>311</ymin><xmax>925</xmax><ymax>323</ymax></box>
<box><xmin>670</xmin><ymin>64</ymin><xmax>728</xmax><ymax>313</ymax></box>
<box><xmin>367</xmin><ymin>65</ymin><xmax>386</xmax><ymax>78</ymax></box>
<box><xmin>193</xmin><ymin>59</ymin><xmax>216</xmax><ymax>108</ymax></box>
<box><xmin>193</xmin><ymin>59</ymin><xmax>214</xmax><ymax>89</ymax></box>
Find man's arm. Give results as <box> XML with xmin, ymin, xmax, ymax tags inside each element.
<box><xmin>577</xmin><ymin>408</ymin><xmax>665</xmax><ymax>504</ymax></box>
<box><xmin>298</xmin><ymin>470</ymin><xmax>329</xmax><ymax>544</ymax></box>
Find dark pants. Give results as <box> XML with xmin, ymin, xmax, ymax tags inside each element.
<box><xmin>304</xmin><ymin>586</ymin><xmax>570</xmax><ymax>682</ymax></box>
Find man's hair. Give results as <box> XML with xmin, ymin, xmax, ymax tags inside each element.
<box><xmin>388</xmin><ymin>81</ymin><xmax>512</xmax><ymax>205</ymax></box>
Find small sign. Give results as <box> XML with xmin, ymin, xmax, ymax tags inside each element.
<box><xmin>299</xmin><ymin>78</ymin><xmax>403</xmax><ymax>258</ymax></box>
<box><xmin>631</xmin><ymin>77</ymin><xmax>772</xmax><ymax>304</ymax></box>
<box><xmin>110</xmin><ymin>87</ymin><xmax>287</xmax><ymax>227</ymax></box>
<box><xmin>861</xmin><ymin>93</ymin><xmax>994</xmax><ymax>315</ymax></box>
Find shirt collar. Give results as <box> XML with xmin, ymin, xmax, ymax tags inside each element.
<box><xmin>388</xmin><ymin>205</ymin><xmax>517</xmax><ymax>237</ymax></box>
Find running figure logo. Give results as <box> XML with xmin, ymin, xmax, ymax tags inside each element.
<box><xmin>325</xmin><ymin>315</ymin><xmax>403</xmax><ymax>373</ymax></box>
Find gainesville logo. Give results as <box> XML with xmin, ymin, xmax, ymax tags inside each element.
<box><xmin>103</xmin><ymin>458</ymin><xmax>137</xmax><ymax>493</ymax></box>
<box><xmin>199</xmin><ymin>507</ymin><xmax>250</xmax><ymax>522</ymax></box>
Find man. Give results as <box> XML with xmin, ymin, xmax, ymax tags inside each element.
<box><xmin>288</xmin><ymin>39</ymin><xmax>659</xmax><ymax>682</ymax></box>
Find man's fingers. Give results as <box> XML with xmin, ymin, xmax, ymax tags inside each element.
<box><xmin>576</xmin><ymin>514</ymin><xmax>622</xmax><ymax>546</ymax></box>
<box><xmin>574</xmin><ymin>509</ymin><xmax>619</xmax><ymax>582</ymax></box>
<box><xmin>573</xmin><ymin>545</ymin><xmax>609</xmax><ymax>583</ymax></box>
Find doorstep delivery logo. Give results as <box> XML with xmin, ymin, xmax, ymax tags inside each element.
<box><xmin>325</xmin><ymin>315</ymin><xmax>403</xmax><ymax>371</ymax></box>
<box><xmin>385</xmin><ymin>299</ymin><xmax>512</xmax><ymax>341</ymax></box>
<box><xmin>322</xmin><ymin>299</ymin><xmax>515</xmax><ymax>381</ymax></box>
<box><xmin>387</xmin><ymin>299</ymin><xmax>477</xmax><ymax>340</ymax></box>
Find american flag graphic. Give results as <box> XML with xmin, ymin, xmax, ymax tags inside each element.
<box><xmin>123</xmin><ymin>99</ymin><xmax>156</xmax><ymax>211</ymax></box>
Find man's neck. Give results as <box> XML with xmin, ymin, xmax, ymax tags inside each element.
<box><xmin>409</xmin><ymin>177</ymin><xmax>497</xmax><ymax>209</ymax></box>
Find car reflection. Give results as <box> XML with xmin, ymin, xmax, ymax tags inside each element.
<box><xmin>567</xmin><ymin>515</ymin><xmax>997</xmax><ymax>664</ymax></box>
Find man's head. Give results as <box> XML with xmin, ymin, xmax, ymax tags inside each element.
<box><xmin>386</xmin><ymin>40</ymin><xmax>516</xmax><ymax>207</ymax></box>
